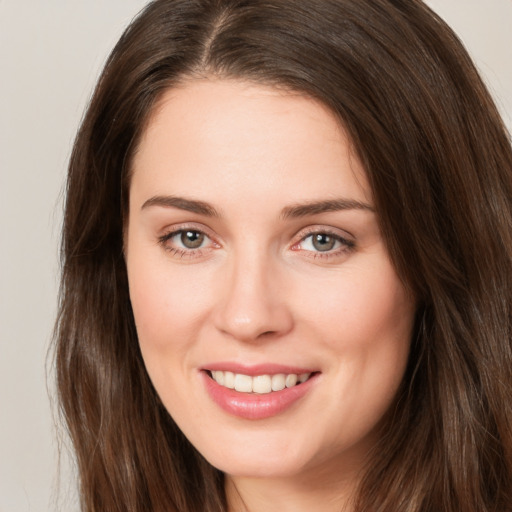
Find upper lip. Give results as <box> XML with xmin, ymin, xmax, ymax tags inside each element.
<box><xmin>202</xmin><ymin>362</ymin><xmax>318</xmax><ymax>376</ymax></box>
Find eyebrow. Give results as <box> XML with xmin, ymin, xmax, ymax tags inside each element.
<box><xmin>281</xmin><ymin>198</ymin><xmax>374</xmax><ymax>219</ymax></box>
<box><xmin>141</xmin><ymin>195</ymin><xmax>374</xmax><ymax>219</ymax></box>
<box><xmin>141</xmin><ymin>195</ymin><xmax>220</xmax><ymax>217</ymax></box>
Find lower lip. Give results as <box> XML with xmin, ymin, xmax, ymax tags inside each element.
<box><xmin>202</xmin><ymin>371</ymin><xmax>318</xmax><ymax>420</ymax></box>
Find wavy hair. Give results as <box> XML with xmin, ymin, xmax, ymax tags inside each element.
<box><xmin>55</xmin><ymin>1</ymin><xmax>512</xmax><ymax>510</ymax></box>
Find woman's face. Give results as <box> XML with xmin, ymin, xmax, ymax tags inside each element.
<box><xmin>126</xmin><ymin>79</ymin><xmax>416</xmax><ymax>480</ymax></box>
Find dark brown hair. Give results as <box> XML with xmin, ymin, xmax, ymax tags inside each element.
<box><xmin>55</xmin><ymin>1</ymin><xmax>512</xmax><ymax>510</ymax></box>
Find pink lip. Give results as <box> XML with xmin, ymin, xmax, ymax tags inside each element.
<box><xmin>201</xmin><ymin>370</ymin><xmax>319</xmax><ymax>420</ymax></box>
<box><xmin>203</xmin><ymin>361</ymin><xmax>316</xmax><ymax>376</ymax></box>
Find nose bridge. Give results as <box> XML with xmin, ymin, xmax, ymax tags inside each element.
<box><xmin>214</xmin><ymin>243</ymin><xmax>292</xmax><ymax>341</ymax></box>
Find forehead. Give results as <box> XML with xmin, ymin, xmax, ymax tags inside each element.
<box><xmin>130</xmin><ymin>79</ymin><xmax>371</xmax><ymax>208</ymax></box>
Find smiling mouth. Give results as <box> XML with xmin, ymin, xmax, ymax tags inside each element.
<box><xmin>207</xmin><ymin>370</ymin><xmax>314</xmax><ymax>394</ymax></box>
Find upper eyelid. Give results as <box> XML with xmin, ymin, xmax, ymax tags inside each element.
<box><xmin>157</xmin><ymin>226</ymin><xmax>215</xmax><ymax>251</ymax></box>
<box><xmin>157</xmin><ymin>224</ymin><xmax>355</xmax><ymax>249</ymax></box>
<box><xmin>158</xmin><ymin>228</ymin><xmax>217</xmax><ymax>257</ymax></box>
<box><xmin>159</xmin><ymin>223</ymin><xmax>216</xmax><ymax>240</ymax></box>
<box><xmin>293</xmin><ymin>224</ymin><xmax>355</xmax><ymax>242</ymax></box>
<box><xmin>297</xmin><ymin>232</ymin><xmax>354</xmax><ymax>249</ymax></box>
<box><xmin>291</xmin><ymin>226</ymin><xmax>357</xmax><ymax>256</ymax></box>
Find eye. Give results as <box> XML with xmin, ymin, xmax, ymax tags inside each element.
<box><xmin>176</xmin><ymin>230</ymin><xmax>206</xmax><ymax>249</ymax></box>
<box><xmin>292</xmin><ymin>228</ymin><xmax>355</xmax><ymax>258</ymax></box>
<box><xmin>158</xmin><ymin>227</ymin><xmax>216</xmax><ymax>257</ymax></box>
<box><xmin>302</xmin><ymin>233</ymin><xmax>341</xmax><ymax>252</ymax></box>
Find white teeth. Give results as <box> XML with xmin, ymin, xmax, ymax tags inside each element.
<box><xmin>271</xmin><ymin>373</ymin><xmax>286</xmax><ymax>391</ymax></box>
<box><xmin>234</xmin><ymin>373</ymin><xmax>253</xmax><ymax>393</ymax></box>
<box><xmin>252</xmin><ymin>375</ymin><xmax>272</xmax><ymax>394</ymax></box>
<box><xmin>212</xmin><ymin>370</ymin><xmax>224</xmax><ymax>386</ymax></box>
<box><xmin>210</xmin><ymin>371</ymin><xmax>312</xmax><ymax>394</ymax></box>
<box><xmin>285</xmin><ymin>374</ymin><xmax>297</xmax><ymax>388</ymax></box>
<box><xmin>224</xmin><ymin>371</ymin><xmax>235</xmax><ymax>389</ymax></box>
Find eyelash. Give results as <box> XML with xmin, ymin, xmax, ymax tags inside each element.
<box><xmin>158</xmin><ymin>227</ymin><xmax>216</xmax><ymax>259</ymax></box>
<box><xmin>292</xmin><ymin>228</ymin><xmax>355</xmax><ymax>260</ymax></box>
<box><xmin>157</xmin><ymin>226</ymin><xmax>356</xmax><ymax>260</ymax></box>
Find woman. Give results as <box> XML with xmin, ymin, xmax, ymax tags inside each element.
<box><xmin>55</xmin><ymin>0</ymin><xmax>512</xmax><ymax>510</ymax></box>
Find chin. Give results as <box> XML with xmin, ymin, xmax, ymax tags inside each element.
<box><xmin>209</xmin><ymin>453</ymin><xmax>308</xmax><ymax>480</ymax></box>
<box><xmin>190</xmin><ymin>426</ymin><xmax>335</xmax><ymax>480</ymax></box>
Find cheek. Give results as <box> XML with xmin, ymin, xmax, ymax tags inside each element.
<box><xmin>126</xmin><ymin>251</ymin><xmax>213</xmax><ymax>409</ymax></box>
<box><xmin>127</xmin><ymin>248</ymin><xmax>212</xmax><ymax>350</ymax></box>
<box><xmin>298</xmin><ymin>259</ymin><xmax>414</xmax><ymax>349</ymax></box>
<box><xmin>297</xmin><ymin>260</ymin><xmax>415</xmax><ymax>422</ymax></box>
<box><xmin>128</xmin><ymin>270</ymin><xmax>175</xmax><ymax>351</ymax></box>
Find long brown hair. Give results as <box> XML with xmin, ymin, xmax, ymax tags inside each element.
<box><xmin>55</xmin><ymin>1</ymin><xmax>512</xmax><ymax>510</ymax></box>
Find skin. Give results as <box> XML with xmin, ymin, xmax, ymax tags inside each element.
<box><xmin>126</xmin><ymin>79</ymin><xmax>416</xmax><ymax>512</ymax></box>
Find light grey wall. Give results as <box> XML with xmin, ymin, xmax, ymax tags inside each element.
<box><xmin>0</xmin><ymin>3</ymin><xmax>150</xmax><ymax>511</ymax></box>
<box><xmin>426</xmin><ymin>0</ymin><xmax>512</xmax><ymax>129</ymax></box>
<box><xmin>0</xmin><ymin>1</ymin><xmax>510</xmax><ymax>511</ymax></box>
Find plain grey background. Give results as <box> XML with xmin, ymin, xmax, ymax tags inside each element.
<box><xmin>0</xmin><ymin>1</ymin><xmax>511</xmax><ymax>511</ymax></box>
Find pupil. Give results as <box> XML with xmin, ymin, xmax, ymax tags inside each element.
<box><xmin>312</xmin><ymin>233</ymin><xmax>335</xmax><ymax>251</ymax></box>
<box><xmin>181</xmin><ymin>231</ymin><xmax>204</xmax><ymax>249</ymax></box>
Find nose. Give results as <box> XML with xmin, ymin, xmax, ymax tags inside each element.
<box><xmin>213</xmin><ymin>250</ymin><xmax>294</xmax><ymax>342</ymax></box>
